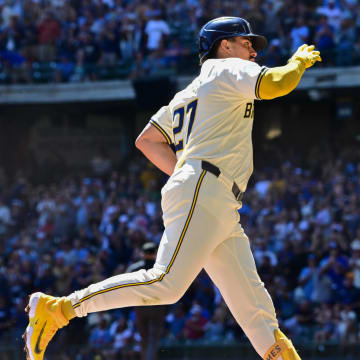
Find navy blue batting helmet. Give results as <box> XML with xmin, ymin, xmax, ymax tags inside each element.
<box><xmin>198</xmin><ymin>17</ymin><xmax>267</xmax><ymax>64</ymax></box>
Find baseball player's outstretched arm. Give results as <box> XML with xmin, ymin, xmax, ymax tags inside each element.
<box><xmin>136</xmin><ymin>123</ymin><xmax>177</xmax><ymax>176</ymax></box>
<box><xmin>259</xmin><ymin>44</ymin><xmax>321</xmax><ymax>100</ymax></box>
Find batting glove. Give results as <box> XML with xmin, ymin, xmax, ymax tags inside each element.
<box><xmin>288</xmin><ymin>44</ymin><xmax>322</xmax><ymax>69</ymax></box>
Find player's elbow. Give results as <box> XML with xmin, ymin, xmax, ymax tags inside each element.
<box><xmin>135</xmin><ymin>135</ymin><xmax>141</xmax><ymax>149</ymax></box>
<box><xmin>135</xmin><ymin>133</ymin><xmax>146</xmax><ymax>151</ymax></box>
<box><xmin>136</xmin><ymin>123</ymin><xmax>168</xmax><ymax>151</ymax></box>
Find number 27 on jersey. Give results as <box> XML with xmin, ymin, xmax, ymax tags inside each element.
<box><xmin>172</xmin><ymin>99</ymin><xmax>198</xmax><ymax>152</ymax></box>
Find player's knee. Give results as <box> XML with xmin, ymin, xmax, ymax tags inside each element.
<box><xmin>143</xmin><ymin>268</ymin><xmax>186</xmax><ymax>304</ymax></box>
<box><xmin>163</xmin><ymin>293</ymin><xmax>182</xmax><ymax>304</ymax></box>
<box><xmin>160</xmin><ymin>283</ymin><xmax>186</xmax><ymax>304</ymax></box>
<box><xmin>138</xmin><ymin>287</ymin><xmax>181</xmax><ymax>306</ymax></box>
<box><xmin>161</xmin><ymin>291</ymin><xmax>183</xmax><ymax>304</ymax></box>
<box><xmin>141</xmin><ymin>293</ymin><xmax>180</xmax><ymax>306</ymax></box>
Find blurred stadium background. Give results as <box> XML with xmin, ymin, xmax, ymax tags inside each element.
<box><xmin>1</xmin><ymin>0</ymin><xmax>360</xmax><ymax>359</ymax></box>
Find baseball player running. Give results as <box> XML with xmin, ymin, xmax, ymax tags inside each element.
<box><xmin>24</xmin><ymin>17</ymin><xmax>321</xmax><ymax>360</ymax></box>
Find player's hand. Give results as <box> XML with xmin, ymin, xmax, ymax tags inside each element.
<box><xmin>288</xmin><ymin>44</ymin><xmax>322</xmax><ymax>69</ymax></box>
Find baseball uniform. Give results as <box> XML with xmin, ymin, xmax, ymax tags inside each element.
<box><xmin>24</xmin><ymin>16</ymin><xmax>320</xmax><ymax>360</ymax></box>
<box><xmin>67</xmin><ymin>58</ymin><xmax>279</xmax><ymax>358</ymax></box>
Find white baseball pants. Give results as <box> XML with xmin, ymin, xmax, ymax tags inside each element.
<box><xmin>68</xmin><ymin>159</ymin><xmax>279</xmax><ymax>358</ymax></box>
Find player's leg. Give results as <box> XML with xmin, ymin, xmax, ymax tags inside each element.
<box><xmin>204</xmin><ymin>224</ymin><xmax>301</xmax><ymax>360</ymax></box>
<box><xmin>64</xmin><ymin>162</ymin><xmax>238</xmax><ymax>316</ymax></box>
<box><xmin>24</xmin><ymin>164</ymin><xmax>235</xmax><ymax>360</ymax></box>
<box><xmin>67</xmin><ymin>167</ymin><xmax>237</xmax><ymax>316</ymax></box>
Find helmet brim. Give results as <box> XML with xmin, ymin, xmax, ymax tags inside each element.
<box><xmin>246</xmin><ymin>34</ymin><xmax>267</xmax><ymax>52</ymax></box>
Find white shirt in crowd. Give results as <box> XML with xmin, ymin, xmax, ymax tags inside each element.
<box><xmin>290</xmin><ymin>25</ymin><xmax>309</xmax><ymax>53</ymax></box>
<box><xmin>145</xmin><ymin>19</ymin><xmax>170</xmax><ymax>50</ymax></box>
<box><xmin>317</xmin><ymin>5</ymin><xmax>343</xmax><ymax>30</ymax></box>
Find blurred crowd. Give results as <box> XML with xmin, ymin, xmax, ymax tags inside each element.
<box><xmin>1</xmin><ymin>140</ymin><xmax>360</xmax><ymax>359</ymax></box>
<box><xmin>0</xmin><ymin>0</ymin><xmax>360</xmax><ymax>83</ymax></box>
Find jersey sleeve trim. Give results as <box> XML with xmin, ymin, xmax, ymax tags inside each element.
<box><xmin>255</xmin><ymin>66</ymin><xmax>268</xmax><ymax>100</ymax></box>
<box><xmin>149</xmin><ymin>119</ymin><xmax>172</xmax><ymax>145</ymax></box>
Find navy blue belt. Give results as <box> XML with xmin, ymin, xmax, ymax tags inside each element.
<box><xmin>201</xmin><ymin>161</ymin><xmax>243</xmax><ymax>202</ymax></box>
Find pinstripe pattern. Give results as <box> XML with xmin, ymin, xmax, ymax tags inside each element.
<box><xmin>150</xmin><ymin>119</ymin><xmax>172</xmax><ymax>145</ymax></box>
<box><xmin>72</xmin><ymin>170</ymin><xmax>207</xmax><ymax>310</ymax></box>
<box><xmin>255</xmin><ymin>67</ymin><xmax>268</xmax><ymax>100</ymax></box>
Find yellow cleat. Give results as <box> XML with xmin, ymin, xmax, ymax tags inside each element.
<box><xmin>23</xmin><ymin>292</ymin><xmax>69</xmax><ymax>360</ymax></box>
<box><xmin>274</xmin><ymin>329</ymin><xmax>301</xmax><ymax>360</ymax></box>
<box><xmin>264</xmin><ymin>329</ymin><xmax>301</xmax><ymax>360</ymax></box>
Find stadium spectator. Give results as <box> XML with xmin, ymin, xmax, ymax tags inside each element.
<box><xmin>119</xmin><ymin>15</ymin><xmax>138</xmax><ymax>60</ymax></box>
<box><xmin>55</xmin><ymin>54</ymin><xmax>75</xmax><ymax>82</ymax></box>
<box><xmin>278</xmin><ymin>4</ymin><xmax>297</xmax><ymax>37</ymax></box>
<box><xmin>0</xmin><ymin>0</ymin><xmax>358</xmax><ymax>83</ymax></box>
<box><xmin>183</xmin><ymin>303</ymin><xmax>208</xmax><ymax>342</ymax></box>
<box><xmin>298</xmin><ymin>254</ymin><xmax>318</xmax><ymax>302</ymax></box>
<box><xmin>319</xmin><ymin>246</ymin><xmax>349</xmax><ymax>291</ymax></box>
<box><xmin>314</xmin><ymin>15</ymin><xmax>335</xmax><ymax>64</ymax></box>
<box><xmin>274</xmin><ymin>283</ymin><xmax>296</xmax><ymax>322</ymax></box>
<box><xmin>245</xmin><ymin>1</ymin><xmax>265</xmax><ymax>35</ymax></box>
<box><xmin>0</xmin><ymin>294</ymin><xmax>12</xmax><ymax>341</ymax></box>
<box><xmin>313</xmin><ymin>303</ymin><xmax>335</xmax><ymax>346</ymax></box>
<box><xmin>144</xmin><ymin>11</ymin><xmax>170</xmax><ymax>54</ymax></box>
<box><xmin>336</xmin><ymin>275</ymin><xmax>360</xmax><ymax>307</ymax></box>
<box><xmin>262</xmin><ymin>38</ymin><xmax>284</xmax><ymax>67</ymax></box>
<box><xmin>75</xmin><ymin>31</ymin><xmax>101</xmax><ymax>81</ymax></box>
<box><xmin>110</xmin><ymin>317</ymin><xmax>140</xmax><ymax>360</ymax></box>
<box><xmin>261</xmin><ymin>1</ymin><xmax>281</xmax><ymax>39</ymax></box>
<box><xmin>316</xmin><ymin>0</ymin><xmax>343</xmax><ymax>31</ymax></box>
<box><xmin>165</xmin><ymin>303</ymin><xmax>186</xmax><ymax>343</ymax></box>
<box><xmin>0</xmin><ymin>15</ymin><xmax>23</xmax><ymax>53</ymax></box>
<box><xmin>0</xmin><ymin>197</ymin><xmax>10</xmax><ymax>235</ymax></box>
<box><xmin>98</xmin><ymin>19</ymin><xmax>121</xmax><ymax>66</ymax></box>
<box><xmin>91</xmin><ymin>146</ymin><xmax>113</xmax><ymax>177</ymax></box>
<box><xmin>89</xmin><ymin>316</ymin><xmax>113</xmax><ymax>351</ymax></box>
<box><xmin>284</xmin><ymin>300</ymin><xmax>314</xmax><ymax>341</ymax></box>
<box><xmin>290</xmin><ymin>17</ymin><xmax>310</xmax><ymax>54</ymax></box>
<box><xmin>349</xmin><ymin>236</ymin><xmax>360</xmax><ymax>289</ymax></box>
<box><xmin>335</xmin><ymin>304</ymin><xmax>358</xmax><ymax>345</ymax></box>
<box><xmin>254</xmin><ymin>238</ymin><xmax>278</xmax><ymax>267</ymax></box>
<box><xmin>204</xmin><ymin>307</ymin><xmax>227</xmax><ymax>342</ymax></box>
<box><xmin>163</xmin><ymin>38</ymin><xmax>189</xmax><ymax>68</ymax></box>
<box><xmin>36</xmin><ymin>10</ymin><xmax>61</xmax><ymax>61</ymax></box>
<box><xmin>335</xmin><ymin>17</ymin><xmax>356</xmax><ymax>66</ymax></box>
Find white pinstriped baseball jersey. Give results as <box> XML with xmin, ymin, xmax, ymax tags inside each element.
<box><xmin>150</xmin><ymin>58</ymin><xmax>267</xmax><ymax>192</ymax></box>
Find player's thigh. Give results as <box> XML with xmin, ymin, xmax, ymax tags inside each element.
<box><xmin>155</xmin><ymin>170</ymin><xmax>237</xmax><ymax>293</ymax></box>
<box><xmin>154</xmin><ymin>203</ymin><xmax>231</xmax><ymax>294</ymax></box>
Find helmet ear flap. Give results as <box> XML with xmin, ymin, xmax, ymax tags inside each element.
<box><xmin>199</xmin><ymin>36</ymin><xmax>211</xmax><ymax>64</ymax></box>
